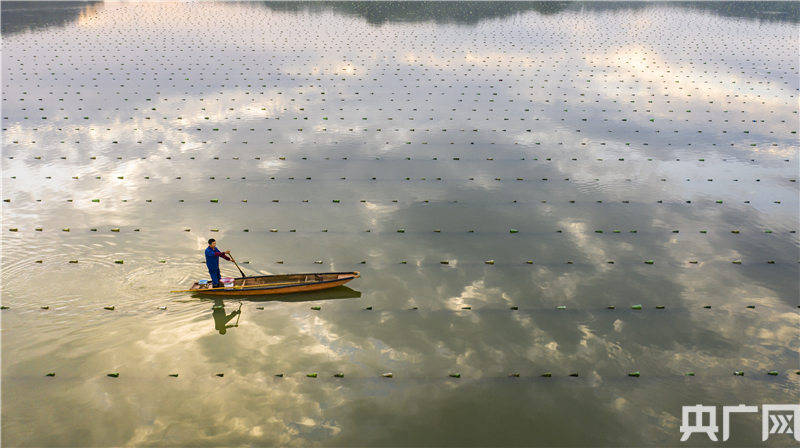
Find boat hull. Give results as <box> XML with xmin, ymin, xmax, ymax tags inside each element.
<box><xmin>181</xmin><ymin>271</ymin><xmax>360</xmax><ymax>296</ymax></box>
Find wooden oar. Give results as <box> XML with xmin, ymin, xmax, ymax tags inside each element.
<box><xmin>230</xmin><ymin>254</ymin><xmax>246</xmax><ymax>278</ymax></box>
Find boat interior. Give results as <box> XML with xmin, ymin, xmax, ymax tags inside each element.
<box><xmin>190</xmin><ymin>272</ymin><xmax>356</xmax><ymax>290</ymax></box>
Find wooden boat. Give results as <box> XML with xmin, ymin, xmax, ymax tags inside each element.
<box><xmin>172</xmin><ymin>271</ymin><xmax>360</xmax><ymax>296</ymax></box>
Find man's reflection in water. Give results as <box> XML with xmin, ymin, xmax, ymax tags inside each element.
<box><xmin>212</xmin><ymin>299</ymin><xmax>241</xmax><ymax>334</ymax></box>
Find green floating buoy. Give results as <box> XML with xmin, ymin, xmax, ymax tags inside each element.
<box><xmin>46</xmin><ymin>372</ymin><xmax>55</xmax><ymax>377</ymax></box>
<box><xmin>510</xmin><ymin>306</ymin><xmax>518</xmax><ymax>310</ymax></box>
<box><xmin>364</xmin><ymin>306</ymin><xmax>372</xmax><ymax>310</ymax></box>
<box><xmin>643</xmin><ymin>260</ymin><xmax>654</xmax><ymax>265</ymax></box>
<box><xmin>69</xmin><ymin>260</ymin><xmax>78</xmax><ymax>263</ymax></box>
<box><xmin>0</xmin><ymin>306</ymin><xmax>8</xmax><ymax>310</ymax></box>
<box><xmin>509</xmin><ymin>229</ymin><xmax>519</xmax><ymax>234</ymax></box>
<box><xmin>525</xmin><ymin>260</ymin><xmax>533</xmax><ymax>264</ymax></box>
<box><xmin>310</xmin><ymin>306</ymin><xmax>321</xmax><ymax>310</ymax></box>
<box><xmin>382</xmin><ymin>373</ymin><xmax>393</xmax><ymax>378</ymax></box>
<box><xmin>306</xmin><ymin>373</ymin><xmax>317</xmax><ymax>378</ymax></box>
<box><xmin>440</xmin><ymin>261</ymin><xmax>449</xmax><ymax>264</ymax></box>
<box><xmin>275</xmin><ymin>373</ymin><xmax>284</xmax><ymax>377</ymax></box>
<box><xmin>449</xmin><ymin>373</ymin><xmax>461</xmax><ymax>378</ymax></box>
<box><xmin>104</xmin><ymin>306</ymin><xmax>115</xmax><ymax>311</ymax></box>
<box><xmin>333</xmin><ymin>373</ymin><xmax>344</xmax><ymax>378</ymax></box>
<box><xmin>396</xmin><ymin>229</ymin><xmax>405</xmax><ymax>233</ymax></box>
<box><xmin>703</xmin><ymin>305</ymin><xmax>712</xmax><ymax>309</ymax></box>
<box><xmin>216</xmin><ymin>373</ymin><xmax>224</xmax><ymax>377</ymax></box>
<box><xmin>484</xmin><ymin>260</ymin><xmax>495</xmax><ymax>265</ymax></box>
<box><xmin>767</xmin><ymin>371</ymin><xmax>779</xmax><ymax>376</ymax></box>
<box><xmin>91</xmin><ymin>199</ymin><xmax>100</xmax><ymax>203</ymax></box>
<box><xmin>655</xmin><ymin>305</ymin><xmax>665</xmax><ymax>309</ymax></box>
<box><xmin>107</xmin><ymin>373</ymin><xmax>119</xmax><ymax>378</ymax></box>
<box><xmin>733</xmin><ymin>371</ymin><xmax>744</xmax><ymax>376</ymax></box>
<box><xmin>508</xmin><ymin>372</ymin><xmax>520</xmax><ymax>377</ymax></box>
<box><xmin>114</xmin><ymin>260</ymin><xmax>123</xmax><ymax>264</ymax></box>
<box><xmin>541</xmin><ymin>372</ymin><xmax>552</xmax><ymax>377</ymax></box>
<box><xmin>607</xmin><ymin>305</ymin><xmax>616</xmax><ymax>309</ymax></box>
<box><xmin>746</xmin><ymin>305</ymin><xmax>755</xmax><ymax>309</ymax></box>
<box><xmin>556</xmin><ymin>305</ymin><xmax>566</xmax><ymax>310</ymax></box>
<box><xmin>569</xmin><ymin>372</ymin><xmax>579</xmax><ymax>377</ymax></box>
<box><xmin>169</xmin><ymin>373</ymin><xmax>179</xmax><ymax>377</ymax></box>
<box><xmin>628</xmin><ymin>371</ymin><xmax>640</xmax><ymax>377</ymax></box>
<box><xmin>41</xmin><ymin>306</ymin><xmax>49</xmax><ymax>310</ymax></box>
<box><xmin>461</xmin><ymin>306</ymin><xmax>471</xmax><ymax>310</ymax></box>
<box><xmin>210</xmin><ymin>199</ymin><xmax>219</xmax><ymax>203</ymax></box>
<box><xmin>256</xmin><ymin>306</ymin><xmax>264</xmax><ymax>310</ymax></box>
<box><xmin>685</xmin><ymin>372</ymin><xmax>695</xmax><ymax>376</ymax></box>
<box><xmin>212</xmin><ymin>305</ymin><xmax>223</xmax><ymax>310</ymax></box>
<box><xmin>631</xmin><ymin>304</ymin><xmax>642</xmax><ymax>310</ymax></box>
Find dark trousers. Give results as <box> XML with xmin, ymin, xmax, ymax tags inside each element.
<box><xmin>208</xmin><ymin>267</ymin><xmax>221</xmax><ymax>287</ymax></box>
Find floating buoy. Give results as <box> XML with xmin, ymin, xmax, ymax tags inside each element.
<box><xmin>306</xmin><ymin>373</ymin><xmax>317</xmax><ymax>378</ymax></box>
<box><xmin>631</xmin><ymin>304</ymin><xmax>642</xmax><ymax>310</ymax></box>
<box><xmin>169</xmin><ymin>373</ymin><xmax>179</xmax><ymax>377</ymax></box>
<box><xmin>556</xmin><ymin>305</ymin><xmax>566</xmax><ymax>310</ymax></box>
<box><xmin>510</xmin><ymin>306</ymin><xmax>518</xmax><ymax>310</ymax></box>
<box><xmin>69</xmin><ymin>260</ymin><xmax>78</xmax><ymax>263</ymax></box>
<box><xmin>449</xmin><ymin>373</ymin><xmax>461</xmax><ymax>378</ymax></box>
<box><xmin>541</xmin><ymin>372</ymin><xmax>552</xmax><ymax>377</ymax></box>
<box><xmin>364</xmin><ymin>306</ymin><xmax>372</xmax><ymax>310</ymax></box>
<box><xmin>159</xmin><ymin>306</ymin><xmax>167</xmax><ymax>310</ymax></box>
<box><xmin>107</xmin><ymin>373</ymin><xmax>119</xmax><ymax>378</ymax></box>
<box><xmin>104</xmin><ymin>306</ymin><xmax>115</xmax><ymax>310</ymax></box>
<box><xmin>334</xmin><ymin>373</ymin><xmax>344</xmax><ymax>378</ymax></box>
<box><xmin>569</xmin><ymin>372</ymin><xmax>579</xmax><ymax>377</ymax></box>
<box><xmin>607</xmin><ymin>305</ymin><xmax>616</xmax><ymax>309</ymax></box>
<box><xmin>210</xmin><ymin>199</ymin><xmax>219</xmax><ymax>203</ymax></box>
<box><xmin>114</xmin><ymin>260</ymin><xmax>123</xmax><ymax>264</ymax></box>
<box><xmin>685</xmin><ymin>372</ymin><xmax>695</xmax><ymax>376</ymax></box>
<box><xmin>643</xmin><ymin>260</ymin><xmax>654</xmax><ymax>265</ymax></box>
<box><xmin>733</xmin><ymin>371</ymin><xmax>744</xmax><ymax>376</ymax></box>
<box><xmin>655</xmin><ymin>305</ymin><xmax>665</xmax><ymax>309</ymax></box>
<box><xmin>767</xmin><ymin>371</ymin><xmax>778</xmax><ymax>376</ymax></box>
<box><xmin>382</xmin><ymin>373</ymin><xmax>393</xmax><ymax>378</ymax></box>
<box><xmin>628</xmin><ymin>371</ymin><xmax>640</xmax><ymax>377</ymax></box>
<box><xmin>41</xmin><ymin>306</ymin><xmax>49</xmax><ymax>310</ymax></box>
<box><xmin>461</xmin><ymin>306</ymin><xmax>471</xmax><ymax>310</ymax></box>
<box><xmin>508</xmin><ymin>372</ymin><xmax>520</xmax><ymax>377</ymax></box>
<box><xmin>46</xmin><ymin>372</ymin><xmax>55</xmax><ymax>377</ymax></box>
<box><xmin>310</xmin><ymin>306</ymin><xmax>321</xmax><ymax>310</ymax></box>
<box><xmin>275</xmin><ymin>373</ymin><xmax>284</xmax><ymax>377</ymax></box>
<box><xmin>509</xmin><ymin>229</ymin><xmax>519</xmax><ymax>234</ymax></box>
<box><xmin>484</xmin><ymin>260</ymin><xmax>494</xmax><ymax>265</ymax></box>
<box><xmin>216</xmin><ymin>373</ymin><xmax>224</xmax><ymax>377</ymax></box>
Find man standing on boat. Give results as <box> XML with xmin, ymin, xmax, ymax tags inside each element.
<box><xmin>205</xmin><ymin>238</ymin><xmax>234</xmax><ymax>288</ymax></box>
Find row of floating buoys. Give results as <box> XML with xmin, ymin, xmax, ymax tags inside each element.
<box><xmin>9</xmin><ymin>154</ymin><xmax>796</xmax><ymax>163</ymax></box>
<box><xmin>12</xmin><ymin>259</ymin><xmax>796</xmax><ymax>266</ymax></box>
<box><xmin>39</xmin><ymin>370</ymin><xmax>800</xmax><ymax>378</ymax></box>
<box><xmin>4</xmin><ymin>199</ymin><xmax>793</xmax><ymax>208</ymax></box>
<box><xmin>5</xmin><ymin>304</ymin><xmax>792</xmax><ymax>311</ymax></box>
<box><xmin>7</xmin><ymin>227</ymin><xmax>796</xmax><ymax>234</ymax></box>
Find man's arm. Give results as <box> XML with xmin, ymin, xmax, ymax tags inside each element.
<box><xmin>213</xmin><ymin>248</ymin><xmax>232</xmax><ymax>261</ymax></box>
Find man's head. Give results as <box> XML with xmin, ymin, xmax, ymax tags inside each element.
<box><xmin>208</xmin><ymin>238</ymin><xmax>216</xmax><ymax>247</ymax></box>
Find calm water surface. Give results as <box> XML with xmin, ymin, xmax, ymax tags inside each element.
<box><xmin>1</xmin><ymin>1</ymin><xmax>798</xmax><ymax>446</ymax></box>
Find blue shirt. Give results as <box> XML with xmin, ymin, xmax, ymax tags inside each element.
<box><xmin>205</xmin><ymin>246</ymin><xmax>229</xmax><ymax>270</ymax></box>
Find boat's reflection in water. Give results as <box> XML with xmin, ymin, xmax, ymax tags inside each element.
<box><xmin>201</xmin><ymin>286</ymin><xmax>362</xmax><ymax>335</ymax></box>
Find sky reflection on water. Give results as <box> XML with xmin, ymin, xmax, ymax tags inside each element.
<box><xmin>1</xmin><ymin>2</ymin><xmax>798</xmax><ymax>446</ymax></box>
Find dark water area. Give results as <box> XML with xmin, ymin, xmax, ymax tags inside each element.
<box><xmin>1</xmin><ymin>1</ymin><xmax>798</xmax><ymax>446</ymax></box>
